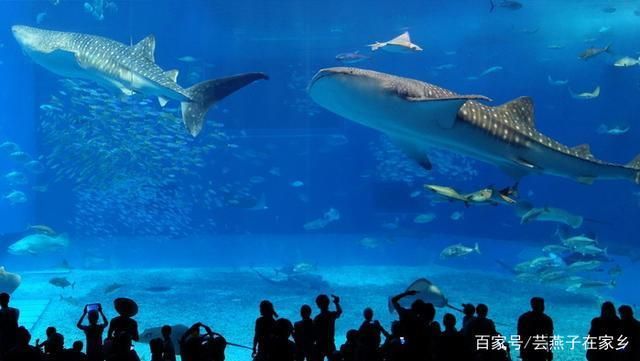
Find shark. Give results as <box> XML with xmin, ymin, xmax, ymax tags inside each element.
<box><xmin>308</xmin><ymin>67</ymin><xmax>640</xmax><ymax>185</ymax></box>
<box><xmin>12</xmin><ymin>25</ymin><xmax>268</xmax><ymax>137</ymax></box>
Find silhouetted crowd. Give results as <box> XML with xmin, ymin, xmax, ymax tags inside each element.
<box><xmin>0</xmin><ymin>291</ymin><xmax>638</xmax><ymax>361</ymax></box>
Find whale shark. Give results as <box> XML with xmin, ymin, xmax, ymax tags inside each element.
<box><xmin>12</xmin><ymin>25</ymin><xmax>268</xmax><ymax>137</ymax></box>
<box><xmin>308</xmin><ymin>67</ymin><xmax>640</xmax><ymax>185</ymax></box>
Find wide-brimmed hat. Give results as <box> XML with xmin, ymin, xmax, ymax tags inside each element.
<box><xmin>114</xmin><ymin>297</ymin><xmax>138</xmax><ymax>317</ymax></box>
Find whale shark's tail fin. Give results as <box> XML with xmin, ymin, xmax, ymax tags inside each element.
<box><xmin>181</xmin><ymin>72</ymin><xmax>269</xmax><ymax>137</ymax></box>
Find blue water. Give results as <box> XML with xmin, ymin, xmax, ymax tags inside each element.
<box><xmin>0</xmin><ymin>1</ymin><xmax>639</xmax><ymax>359</ymax></box>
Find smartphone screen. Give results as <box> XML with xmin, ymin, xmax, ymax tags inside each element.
<box><xmin>87</xmin><ymin>303</ymin><xmax>100</xmax><ymax>312</ymax></box>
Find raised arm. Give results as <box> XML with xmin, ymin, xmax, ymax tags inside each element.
<box><xmin>391</xmin><ymin>290</ymin><xmax>418</xmax><ymax>314</ymax></box>
<box><xmin>332</xmin><ymin>295</ymin><xmax>342</xmax><ymax>318</ymax></box>
<box><xmin>77</xmin><ymin>306</ymin><xmax>87</xmax><ymax>329</ymax></box>
<box><xmin>99</xmin><ymin>307</ymin><xmax>109</xmax><ymax>327</ymax></box>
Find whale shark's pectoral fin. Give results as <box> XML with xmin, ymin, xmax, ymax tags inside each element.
<box><xmin>390</xmin><ymin>137</ymin><xmax>432</xmax><ymax>170</ymax></box>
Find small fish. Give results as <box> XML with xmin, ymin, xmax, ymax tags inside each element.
<box><xmin>290</xmin><ymin>180</ymin><xmax>304</xmax><ymax>187</ymax></box>
<box><xmin>335</xmin><ymin>51</ymin><xmax>369</xmax><ymax>64</ymax></box>
<box><xmin>450</xmin><ymin>211</ymin><xmax>464</xmax><ymax>221</ymax></box>
<box><xmin>489</xmin><ymin>0</ymin><xmax>523</xmax><ymax>11</ymax></box>
<box><xmin>562</xmin><ymin>235</ymin><xmax>598</xmax><ymax>248</ymax></box>
<box><xmin>440</xmin><ymin>243</ymin><xmax>481</xmax><ymax>259</ymax></box>
<box><xmin>4</xmin><ymin>191</ymin><xmax>27</xmax><ymax>205</ymax></box>
<box><xmin>613</xmin><ymin>56</ymin><xmax>640</xmax><ymax>67</ymax></box>
<box><xmin>579</xmin><ymin>45</ymin><xmax>611</xmax><ymax>60</ymax></box>
<box><xmin>433</xmin><ymin>63</ymin><xmax>456</xmax><ymax>71</ymax></box>
<box><xmin>542</xmin><ymin>244</ymin><xmax>570</xmax><ymax>254</ymax></box>
<box><xmin>49</xmin><ymin>277</ymin><xmax>74</xmax><ymax>289</ymax></box>
<box><xmin>597</xmin><ymin>124</ymin><xmax>629</xmax><ymax>135</ymax></box>
<box><xmin>601</xmin><ymin>6</ymin><xmax>616</xmax><ymax>13</ymax></box>
<box><xmin>413</xmin><ymin>213</ymin><xmax>437</xmax><ymax>224</ymax></box>
<box><xmin>368</xmin><ymin>31</ymin><xmax>422</xmax><ymax>53</ymax></box>
<box><xmin>104</xmin><ymin>282</ymin><xmax>124</xmax><ymax>294</ymax></box>
<box><xmin>569</xmin><ymin>86</ymin><xmax>600</xmax><ymax>100</ymax></box>
<box><xmin>178</xmin><ymin>56</ymin><xmax>198</xmax><ymax>62</ymax></box>
<box><xmin>547</xmin><ymin>75</ymin><xmax>568</xmax><ymax>87</ymax></box>
<box><xmin>36</xmin><ymin>12</ymin><xmax>47</xmax><ymax>24</ymax></box>
<box><xmin>28</xmin><ymin>224</ymin><xmax>57</xmax><ymax>236</ymax></box>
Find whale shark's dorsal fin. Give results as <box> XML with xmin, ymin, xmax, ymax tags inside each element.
<box><xmin>627</xmin><ymin>154</ymin><xmax>640</xmax><ymax>169</ymax></box>
<box><xmin>132</xmin><ymin>35</ymin><xmax>156</xmax><ymax>62</ymax></box>
<box><xmin>165</xmin><ymin>69</ymin><xmax>179</xmax><ymax>83</ymax></box>
<box><xmin>571</xmin><ymin>144</ymin><xmax>593</xmax><ymax>158</ymax></box>
<box><xmin>496</xmin><ymin>96</ymin><xmax>535</xmax><ymax>127</ymax></box>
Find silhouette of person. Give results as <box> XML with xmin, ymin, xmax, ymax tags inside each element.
<box><xmin>587</xmin><ymin>301</ymin><xmax>622</xmax><ymax>361</ymax></box>
<box><xmin>617</xmin><ymin>305</ymin><xmax>639</xmax><ymax>361</ymax></box>
<box><xmin>150</xmin><ymin>338</ymin><xmax>164</xmax><ymax>361</ymax></box>
<box><xmin>5</xmin><ymin>326</ymin><xmax>41</xmax><ymax>361</ymax></box>
<box><xmin>312</xmin><ymin>294</ymin><xmax>342</xmax><ymax>361</ymax></box>
<box><xmin>66</xmin><ymin>341</ymin><xmax>87</xmax><ymax>361</ymax></box>
<box><xmin>77</xmin><ymin>304</ymin><xmax>109</xmax><ymax>361</ymax></box>
<box><xmin>436</xmin><ymin>313</ymin><xmax>463</xmax><ymax>361</ymax></box>
<box><xmin>179</xmin><ymin>322</ymin><xmax>218</xmax><ymax>361</ymax></box>
<box><xmin>268</xmin><ymin>318</ymin><xmax>296</xmax><ymax>361</ymax></box>
<box><xmin>338</xmin><ymin>329</ymin><xmax>358</xmax><ymax>361</ymax></box>
<box><xmin>517</xmin><ymin>297</ymin><xmax>554</xmax><ymax>361</ymax></box>
<box><xmin>36</xmin><ymin>326</ymin><xmax>64</xmax><ymax>360</ymax></box>
<box><xmin>0</xmin><ymin>292</ymin><xmax>20</xmax><ymax>358</ymax></box>
<box><xmin>418</xmin><ymin>302</ymin><xmax>440</xmax><ymax>361</ymax></box>
<box><xmin>160</xmin><ymin>325</ymin><xmax>176</xmax><ymax>361</ymax></box>
<box><xmin>466</xmin><ymin>303</ymin><xmax>498</xmax><ymax>361</ymax></box>
<box><xmin>356</xmin><ymin>307</ymin><xmax>389</xmax><ymax>361</ymax></box>
<box><xmin>380</xmin><ymin>321</ymin><xmax>410</xmax><ymax>361</ymax></box>
<box><xmin>461</xmin><ymin>303</ymin><xmax>476</xmax><ymax>335</ymax></box>
<box><xmin>390</xmin><ymin>290</ymin><xmax>421</xmax><ymax>357</ymax></box>
<box><xmin>253</xmin><ymin>300</ymin><xmax>278</xmax><ymax>361</ymax></box>
<box><xmin>294</xmin><ymin>305</ymin><xmax>314</xmax><ymax>361</ymax></box>
<box><xmin>108</xmin><ymin>298</ymin><xmax>139</xmax><ymax>342</ymax></box>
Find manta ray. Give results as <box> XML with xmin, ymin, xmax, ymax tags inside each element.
<box><xmin>308</xmin><ymin>67</ymin><xmax>640</xmax><ymax>185</ymax></box>
<box><xmin>12</xmin><ymin>25</ymin><xmax>268</xmax><ymax>136</ymax></box>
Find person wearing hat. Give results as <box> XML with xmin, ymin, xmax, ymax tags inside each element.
<box><xmin>107</xmin><ymin>298</ymin><xmax>139</xmax><ymax>342</ymax></box>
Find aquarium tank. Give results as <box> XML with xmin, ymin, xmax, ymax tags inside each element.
<box><xmin>0</xmin><ymin>0</ymin><xmax>638</xmax><ymax>360</ymax></box>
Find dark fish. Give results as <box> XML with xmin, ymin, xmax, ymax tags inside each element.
<box><xmin>49</xmin><ymin>277</ymin><xmax>74</xmax><ymax>289</ymax></box>
<box><xmin>104</xmin><ymin>282</ymin><xmax>123</xmax><ymax>294</ymax></box>
<box><xmin>602</xmin><ymin>6</ymin><xmax>616</xmax><ymax>13</ymax></box>
<box><xmin>579</xmin><ymin>45</ymin><xmax>611</xmax><ymax>60</ymax></box>
<box><xmin>490</xmin><ymin>0</ymin><xmax>523</xmax><ymax>12</ymax></box>
<box><xmin>335</xmin><ymin>51</ymin><xmax>369</xmax><ymax>64</ymax></box>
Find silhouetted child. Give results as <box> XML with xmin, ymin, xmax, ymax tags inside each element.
<box><xmin>436</xmin><ymin>313</ymin><xmax>463</xmax><ymax>361</ymax></box>
<box><xmin>460</xmin><ymin>303</ymin><xmax>476</xmax><ymax>335</ymax></box>
<box><xmin>294</xmin><ymin>304</ymin><xmax>314</xmax><ymax>361</ymax></box>
<box><xmin>180</xmin><ymin>322</ymin><xmax>218</xmax><ymax>361</ymax></box>
<box><xmin>338</xmin><ymin>329</ymin><xmax>358</xmax><ymax>361</ymax></box>
<box><xmin>588</xmin><ymin>301</ymin><xmax>622</xmax><ymax>361</ymax></box>
<box><xmin>517</xmin><ymin>297</ymin><xmax>553</xmax><ymax>361</ymax></box>
<box><xmin>150</xmin><ymin>338</ymin><xmax>164</xmax><ymax>361</ymax></box>
<box><xmin>390</xmin><ymin>290</ymin><xmax>421</xmax><ymax>355</ymax></box>
<box><xmin>0</xmin><ymin>292</ymin><xmax>20</xmax><ymax>358</ymax></box>
<box><xmin>66</xmin><ymin>340</ymin><xmax>87</xmax><ymax>361</ymax></box>
<box><xmin>618</xmin><ymin>305</ymin><xmax>640</xmax><ymax>361</ymax></box>
<box><xmin>77</xmin><ymin>304</ymin><xmax>109</xmax><ymax>361</ymax></box>
<box><xmin>37</xmin><ymin>326</ymin><xmax>65</xmax><ymax>360</ymax></box>
<box><xmin>313</xmin><ymin>294</ymin><xmax>342</xmax><ymax>361</ymax></box>
<box><xmin>253</xmin><ymin>300</ymin><xmax>278</xmax><ymax>361</ymax></box>
<box><xmin>466</xmin><ymin>304</ymin><xmax>497</xmax><ymax>361</ymax></box>
<box><xmin>108</xmin><ymin>298</ymin><xmax>139</xmax><ymax>342</ymax></box>
<box><xmin>357</xmin><ymin>308</ymin><xmax>389</xmax><ymax>361</ymax></box>
<box><xmin>5</xmin><ymin>326</ymin><xmax>41</xmax><ymax>361</ymax></box>
<box><xmin>161</xmin><ymin>325</ymin><xmax>176</xmax><ymax>361</ymax></box>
